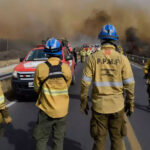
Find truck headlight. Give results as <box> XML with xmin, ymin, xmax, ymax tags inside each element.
<box><xmin>12</xmin><ymin>71</ymin><xmax>18</xmax><ymax>78</ymax></box>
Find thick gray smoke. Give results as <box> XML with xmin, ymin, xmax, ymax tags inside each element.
<box><xmin>0</xmin><ymin>0</ymin><xmax>149</xmax><ymax>43</ymax></box>
<box><xmin>125</xmin><ymin>27</ymin><xmax>150</xmax><ymax>57</ymax></box>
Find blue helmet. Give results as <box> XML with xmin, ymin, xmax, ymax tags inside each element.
<box><xmin>98</xmin><ymin>24</ymin><xmax>118</xmax><ymax>41</ymax></box>
<box><xmin>44</xmin><ymin>37</ymin><xmax>62</xmax><ymax>55</ymax></box>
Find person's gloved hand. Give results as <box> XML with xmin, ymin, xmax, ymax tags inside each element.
<box><xmin>1</xmin><ymin>108</ymin><xmax>12</xmax><ymax>124</ymax></box>
<box><xmin>4</xmin><ymin>116</ymin><xmax>12</xmax><ymax>124</ymax></box>
<box><xmin>125</xmin><ymin>103</ymin><xmax>134</xmax><ymax>117</ymax></box>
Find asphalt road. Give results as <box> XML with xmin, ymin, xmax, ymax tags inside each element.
<box><xmin>0</xmin><ymin>61</ymin><xmax>149</xmax><ymax>150</ymax></box>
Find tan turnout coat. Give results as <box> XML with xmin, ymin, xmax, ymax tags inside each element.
<box><xmin>81</xmin><ymin>44</ymin><xmax>135</xmax><ymax>114</ymax></box>
<box><xmin>0</xmin><ymin>82</ymin><xmax>5</xmax><ymax>123</ymax></box>
<box><xmin>34</xmin><ymin>57</ymin><xmax>72</xmax><ymax>118</ymax></box>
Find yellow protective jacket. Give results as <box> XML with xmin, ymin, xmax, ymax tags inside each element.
<box><xmin>34</xmin><ymin>57</ymin><xmax>72</xmax><ymax>118</ymax></box>
<box><xmin>144</xmin><ymin>59</ymin><xmax>150</xmax><ymax>84</ymax></box>
<box><xmin>118</xmin><ymin>45</ymin><xmax>124</xmax><ymax>54</ymax></box>
<box><xmin>80</xmin><ymin>50</ymin><xmax>86</xmax><ymax>56</ymax></box>
<box><xmin>86</xmin><ymin>50</ymin><xmax>91</xmax><ymax>57</ymax></box>
<box><xmin>0</xmin><ymin>81</ymin><xmax>6</xmax><ymax>123</ymax></box>
<box><xmin>81</xmin><ymin>44</ymin><xmax>135</xmax><ymax>114</ymax></box>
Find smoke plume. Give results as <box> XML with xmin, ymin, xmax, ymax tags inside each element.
<box><xmin>0</xmin><ymin>0</ymin><xmax>150</xmax><ymax>44</ymax></box>
<box><xmin>125</xmin><ymin>27</ymin><xmax>150</xmax><ymax>56</ymax></box>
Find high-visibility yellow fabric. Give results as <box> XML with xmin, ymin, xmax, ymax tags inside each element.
<box><xmin>86</xmin><ymin>49</ymin><xmax>91</xmax><ymax>56</ymax></box>
<box><xmin>80</xmin><ymin>50</ymin><xmax>86</xmax><ymax>56</ymax></box>
<box><xmin>118</xmin><ymin>45</ymin><xmax>124</xmax><ymax>54</ymax></box>
<box><xmin>80</xmin><ymin>50</ymin><xmax>86</xmax><ymax>62</ymax></box>
<box><xmin>144</xmin><ymin>59</ymin><xmax>150</xmax><ymax>84</ymax></box>
<box><xmin>43</xmin><ymin>88</ymin><xmax>68</xmax><ymax>96</ymax></box>
<box><xmin>0</xmin><ymin>81</ymin><xmax>6</xmax><ymax>123</ymax></box>
<box><xmin>81</xmin><ymin>44</ymin><xmax>135</xmax><ymax>114</ymax></box>
<box><xmin>34</xmin><ymin>57</ymin><xmax>72</xmax><ymax>118</ymax></box>
<box><xmin>0</xmin><ymin>82</ymin><xmax>5</xmax><ymax>110</ymax></box>
<box><xmin>0</xmin><ymin>95</ymin><xmax>4</xmax><ymax>105</ymax></box>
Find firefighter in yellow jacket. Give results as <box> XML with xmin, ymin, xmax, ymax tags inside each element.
<box><xmin>144</xmin><ymin>58</ymin><xmax>150</xmax><ymax>108</ymax></box>
<box><xmin>117</xmin><ymin>44</ymin><xmax>124</xmax><ymax>54</ymax></box>
<box><xmin>33</xmin><ymin>37</ymin><xmax>72</xmax><ymax>150</ymax></box>
<box><xmin>81</xmin><ymin>24</ymin><xmax>135</xmax><ymax>150</ymax></box>
<box><xmin>0</xmin><ymin>81</ymin><xmax>12</xmax><ymax>137</ymax></box>
<box><xmin>80</xmin><ymin>49</ymin><xmax>86</xmax><ymax>63</ymax></box>
<box><xmin>86</xmin><ymin>48</ymin><xmax>91</xmax><ymax>57</ymax></box>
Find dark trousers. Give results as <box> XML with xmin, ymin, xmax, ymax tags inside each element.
<box><xmin>33</xmin><ymin>110</ymin><xmax>66</xmax><ymax>150</ymax></box>
<box><xmin>147</xmin><ymin>84</ymin><xmax>150</xmax><ymax>101</ymax></box>
<box><xmin>90</xmin><ymin>109</ymin><xmax>126</xmax><ymax>150</ymax></box>
<box><xmin>0</xmin><ymin>124</ymin><xmax>4</xmax><ymax>138</ymax></box>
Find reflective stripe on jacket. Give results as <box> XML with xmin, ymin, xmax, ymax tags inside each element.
<box><xmin>34</xmin><ymin>57</ymin><xmax>72</xmax><ymax>118</ymax></box>
<box><xmin>144</xmin><ymin>59</ymin><xmax>150</xmax><ymax>84</ymax></box>
<box><xmin>81</xmin><ymin>44</ymin><xmax>135</xmax><ymax>114</ymax></box>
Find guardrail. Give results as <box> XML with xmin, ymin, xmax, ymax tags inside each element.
<box><xmin>0</xmin><ymin>55</ymin><xmax>148</xmax><ymax>80</ymax></box>
<box><xmin>126</xmin><ymin>54</ymin><xmax>149</xmax><ymax>65</ymax></box>
<box><xmin>0</xmin><ymin>72</ymin><xmax>12</xmax><ymax>80</ymax></box>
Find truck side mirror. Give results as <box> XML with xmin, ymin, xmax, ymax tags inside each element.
<box><xmin>20</xmin><ymin>57</ymin><xmax>24</xmax><ymax>62</ymax></box>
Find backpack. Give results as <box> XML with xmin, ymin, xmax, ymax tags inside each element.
<box><xmin>38</xmin><ymin>61</ymin><xmax>66</xmax><ymax>94</ymax></box>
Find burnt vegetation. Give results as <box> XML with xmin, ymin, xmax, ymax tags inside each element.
<box><xmin>0</xmin><ymin>40</ymin><xmax>35</xmax><ymax>60</ymax></box>
<box><xmin>125</xmin><ymin>27</ymin><xmax>150</xmax><ymax>57</ymax></box>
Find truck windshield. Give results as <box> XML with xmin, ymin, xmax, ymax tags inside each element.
<box><xmin>26</xmin><ymin>49</ymin><xmax>48</xmax><ymax>61</ymax></box>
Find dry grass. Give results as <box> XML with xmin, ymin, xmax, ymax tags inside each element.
<box><xmin>0</xmin><ymin>59</ymin><xmax>19</xmax><ymax>67</ymax></box>
<box><xmin>1</xmin><ymin>79</ymin><xmax>12</xmax><ymax>93</ymax></box>
<box><xmin>0</xmin><ymin>49</ymin><xmax>29</xmax><ymax>60</ymax></box>
<box><xmin>1</xmin><ymin>78</ymin><xmax>14</xmax><ymax>101</ymax></box>
<box><xmin>0</xmin><ymin>48</ymin><xmax>30</xmax><ymax>67</ymax></box>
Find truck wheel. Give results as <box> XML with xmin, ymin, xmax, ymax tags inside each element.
<box><xmin>71</xmin><ymin>74</ymin><xmax>76</xmax><ymax>85</ymax></box>
<box><xmin>14</xmin><ymin>93</ymin><xmax>21</xmax><ymax>100</ymax></box>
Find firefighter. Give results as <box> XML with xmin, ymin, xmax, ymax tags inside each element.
<box><xmin>86</xmin><ymin>48</ymin><xmax>91</xmax><ymax>57</ymax></box>
<box><xmin>0</xmin><ymin>81</ymin><xmax>12</xmax><ymax>137</ymax></box>
<box><xmin>144</xmin><ymin>58</ymin><xmax>150</xmax><ymax>108</ymax></box>
<box><xmin>117</xmin><ymin>44</ymin><xmax>124</xmax><ymax>54</ymax></box>
<box><xmin>81</xmin><ymin>24</ymin><xmax>135</xmax><ymax>150</ymax></box>
<box><xmin>61</xmin><ymin>37</ymin><xmax>68</xmax><ymax>48</ymax></box>
<box><xmin>80</xmin><ymin>49</ymin><xmax>86</xmax><ymax>63</ymax></box>
<box><xmin>33</xmin><ymin>37</ymin><xmax>72</xmax><ymax>150</ymax></box>
<box><xmin>92</xmin><ymin>44</ymin><xmax>101</xmax><ymax>54</ymax></box>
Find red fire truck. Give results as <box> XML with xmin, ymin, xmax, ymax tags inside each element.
<box><xmin>12</xmin><ymin>45</ymin><xmax>76</xmax><ymax>97</ymax></box>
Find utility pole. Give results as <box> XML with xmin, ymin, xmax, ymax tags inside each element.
<box><xmin>6</xmin><ymin>39</ymin><xmax>8</xmax><ymax>51</ymax></box>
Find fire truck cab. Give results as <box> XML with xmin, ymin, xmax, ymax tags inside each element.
<box><xmin>12</xmin><ymin>45</ymin><xmax>76</xmax><ymax>97</ymax></box>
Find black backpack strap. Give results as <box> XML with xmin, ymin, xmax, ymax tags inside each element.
<box><xmin>45</xmin><ymin>61</ymin><xmax>52</xmax><ymax>70</ymax></box>
<box><xmin>38</xmin><ymin>61</ymin><xmax>67</xmax><ymax>94</ymax></box>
